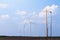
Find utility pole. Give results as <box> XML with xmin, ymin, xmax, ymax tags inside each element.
<box><xmin>46</xmin><ymin>8</ymin><xmax>48</xmax><ymax>40</ymax></box>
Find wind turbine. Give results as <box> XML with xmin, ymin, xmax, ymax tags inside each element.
<box><xmin>29</xmin><ymin>20</ymin><xmax>34</xmax><ymax>36</ymax></box>
<box><xmin>23</xmin><ymin>19</ymin><xmax>33</xmax><ymax>36</ymax></box>
<box><xmin>24</xmin><ymin>21</ymin><xmax>26</xmax><ymax>36</ymax></box>
<box><xmin>50</xmin><ymin>11</ymin><xmax>52</xmax><ymax>40</ymax></box>
<box><xmin>29</xmin><ymin>20</ymin><xmax>38</xmax><ymax>36</ymax></box>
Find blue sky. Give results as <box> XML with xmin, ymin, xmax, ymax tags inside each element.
<box><xmin>0</xmin><ymin>0</ymin><xmax>60</xmax><ymax>36</ymax></box>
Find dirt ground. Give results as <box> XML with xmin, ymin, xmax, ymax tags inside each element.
<box><xmin>0</xmin><ymin>36</ymin><xmax>60</xmax><ymax>40</ymax></box>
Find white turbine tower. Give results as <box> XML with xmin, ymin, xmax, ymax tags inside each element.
<box><xmin>29</xmin><ymin>20</ymin><xmax>38</xmax><ymax>36</ymax></box>
<box><xmin>24</xmin><ymin>21</ymin><xmax>26</xmax><ymax>36</ymax></box>
<box><xmin>50</xmin><ymin>11</ymin><xmax>52</xmax><ymax>40</ymax></box>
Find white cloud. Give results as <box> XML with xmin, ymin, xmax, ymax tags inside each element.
<box><xmin>0</xmin><ymin>15</ymin><xmax>9</xmax><ymax>20</ymax></box>
<box><xmin>17</xmin><ymin>4</ymin><xmax>58</xmax><ymax>24</ymax></box>
<box><xmin>0</xmin><ymin>3</ymin><xmax>8</xmax><ymax>8</ymax></box>
<box><xmin>16</xmin><ymin>10</ymin><xmax>27</xmax><ymax>15</ymax></box>
<box><xmin>30</xmin><ymin>4</ymin><xmax>58</xmax><ymax>24</ymax></box>
<box><xmin>38</xmin><ymin>4</ymin><xmax>58</xmax><ymax>17</ymax></box>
